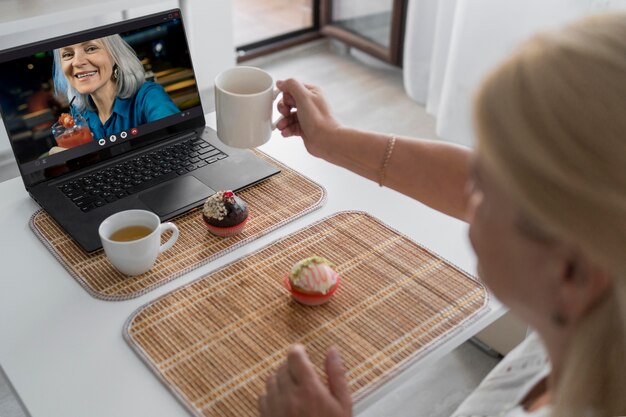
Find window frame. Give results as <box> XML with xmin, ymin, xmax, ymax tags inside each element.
<box><xmin>235</xmin><ymin>0</ymin><xmax>407</xmax><ymax>67</ymax></box>
<box><xmin>236</xmin><ymin>1</ymin><xmax>322</xmax><ymax>63</ymax></box>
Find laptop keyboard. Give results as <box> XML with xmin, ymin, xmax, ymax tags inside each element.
<box><xmin>58</xmin><ymin>137</ymin><xmax>228</xmax><ymax>212</ymax></box>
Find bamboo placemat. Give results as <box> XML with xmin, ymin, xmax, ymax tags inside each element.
<box><xmin>29</xmin><ymin>151</ymin><xmax>326</xmax><ymax>301</ymax></box>
<box><xmin>125</xmin><ymin>211</ymin><xmax>488</xmax><ymax>417</ymax></box>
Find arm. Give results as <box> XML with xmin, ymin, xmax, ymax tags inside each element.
<box><xmin>276</xmin><ymin>79</ymin><xmax>472</xmax><ymax>221</ymax></box>
<box><xmin>321</xmin><ymin>128</ymin><xmax>472</xmax><ymax>221</ymax></box>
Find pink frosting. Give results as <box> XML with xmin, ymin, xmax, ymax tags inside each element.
<box><xmin>291</xmin><ymin>262</ymin><xmax>339</xmax><ymax>294</ymax></box>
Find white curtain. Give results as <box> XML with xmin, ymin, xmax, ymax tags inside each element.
<box><xmin>403</xmin><ymin>0</ymin><xmax>626</xmax><ymax>147</ymax></box>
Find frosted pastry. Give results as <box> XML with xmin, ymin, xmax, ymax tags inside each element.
<box><xmin>202</xmin><ymin>190</ymin><xmax>249</xmax><ymax>237</ymax></box>
<box><xmin>284</xmin><ymin>256</ymin><xmax>340</xmax><ymax>305</ymax></box>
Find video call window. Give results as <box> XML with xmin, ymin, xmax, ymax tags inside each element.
<box><xmin>0</xmin><ymin>18</ymin><xmax>200</xmax><ymax>165</ymax></box>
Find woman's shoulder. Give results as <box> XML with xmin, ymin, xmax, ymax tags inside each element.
<box><xmin>133</xmin><ymin>81</ymin><xmax>174</xmax><ymax>108</ymax></box>
<box><xmin>132</xmin><ymin>81</ymin><xmax>179</xmax><ymax>120</ymax></box>
<box><xmin>136</xmin><ymin>81</ymin><xmax>168</xmax><ymax>98</ymax></box>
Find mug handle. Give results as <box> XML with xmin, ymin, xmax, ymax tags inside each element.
<box><xmin>271</xmin><ymin>87</ymin><xmax>285</xmax><ymax>130</ymax></box>
<box><xmin>158</xmin><ymin>222</ymin><xmax>179</xmax><ymax>253</ymax></box>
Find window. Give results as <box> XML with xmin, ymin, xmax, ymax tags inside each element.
<box><xmin>233</xmin><ymin>0</ymin><xmax>407</xmax><ymax>66</ymax></box>
<box><xmin>234</xmin><ymin>0</ymin><xmax>320</xmax><ymax>61</ymax></box>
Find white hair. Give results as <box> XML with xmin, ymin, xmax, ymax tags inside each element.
<box><xmin>52</xmin><ymin>34</ymin><xmax>145</xmax><ymax>112</ymax></box>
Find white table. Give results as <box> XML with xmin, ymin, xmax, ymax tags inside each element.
<box><xmin>0</xmin><ymin>113</ymin><xmax>505</xmax><ymax>417</ymax></box>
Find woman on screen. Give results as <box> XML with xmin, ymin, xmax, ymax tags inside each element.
<box><xmin>51</xmin><ymin>34</ymin><xmax>179</xmax><ymax>144</ymax></box>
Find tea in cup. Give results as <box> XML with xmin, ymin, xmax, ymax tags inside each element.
<box><xmin>98</xmin><ymin>210</ymin><xmax>179</xmax><ymax>276</ymax></box>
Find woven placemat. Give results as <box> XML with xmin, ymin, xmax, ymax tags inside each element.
<box><xmin>29</xmin><ymin>151</ymin><xmax>326</xmax><ymax>301</ymax></box>
<box><xmin>125</xmin><ymin>211</ymin><xmax>488</xmax><ymax>417</ymax></box>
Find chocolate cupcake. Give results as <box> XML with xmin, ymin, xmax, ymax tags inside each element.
<box><xmin>202</xmin><ymin>190</ymin><xmax>249</xmax><ymax>237</ymax></box>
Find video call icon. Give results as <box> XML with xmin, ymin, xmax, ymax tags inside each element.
<box><xmin>120</xmin><ymin>131</ymin><xmax>128</xmax><ymax>139</ymax></box>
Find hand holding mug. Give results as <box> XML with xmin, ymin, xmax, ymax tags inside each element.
<box><xmin>275</xmin><ymin>78</ymin><xmax>341</xmax><ymax>158</ymax></box>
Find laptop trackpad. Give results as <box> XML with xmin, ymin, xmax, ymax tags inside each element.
<box><xmin>139</xmin><ymin>176</ymin><xmax>214</xmax><ymax>216</ymax></box>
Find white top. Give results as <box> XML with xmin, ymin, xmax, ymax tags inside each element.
<box><xmin>451</xmin><ymin>332</ymin><xmax>552</xmax><ymax>417</ymax></box>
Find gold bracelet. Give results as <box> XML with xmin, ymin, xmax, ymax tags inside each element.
<box><xmin>378</xmin><ymin>134</ymin><xmax>397</xmax><ymax>187</ymax></box>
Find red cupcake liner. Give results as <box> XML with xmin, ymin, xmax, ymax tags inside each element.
<box><xmin>202</xmin><ymin>214</ymin><xmax>249</xmax><ymax>237</ymax></box>
<box><xmin>283</xmin><ymin>274</ymin><xmax>340</xmax><ymax>306</ymax></box>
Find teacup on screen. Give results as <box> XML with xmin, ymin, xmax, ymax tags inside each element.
<box><xmin>214</xmin><ymin>66</ymin><xmax>283</xmax><ymax>148</ymax></box>
<box><xmin>98</xmin><ymin>209</ymin><xmax>179</xmax><ymax>276</ymax></box>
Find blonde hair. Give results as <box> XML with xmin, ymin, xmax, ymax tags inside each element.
<box><xmin>474</xmin><ymin>13</ymin><xmax>626</xmax><ymax>417</ymax></box>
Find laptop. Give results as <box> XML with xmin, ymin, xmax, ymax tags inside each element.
<box><xmin>0</xmin><ymin>9</ymin><xmax>280</xmax><ymax>253</ymax></box>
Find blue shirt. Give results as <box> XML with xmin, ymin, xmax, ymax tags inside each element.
<box><xmin>83</xmin><ymin>81</ymin><xmax>179</xmax><ymax>140</ymax></box>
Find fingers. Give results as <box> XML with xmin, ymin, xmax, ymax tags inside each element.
<box><xmin>258</xmin><ymin>394</ymin><xmax>269</xmax><ymax>417</ymax></box>
<box><xmin>275</xmin><ymin>113</ymin><xmax>291</xmax><ymax>130</ymax></box>
<box><xmin>276</xmin><ymin>90</ymin><xmax>300</xmax><ymax>135</ymax></box>
<box><xmin>283</xmin><ymin>92</ymin><xmax>297</xmax><ymax>108</ymax></box>
<box><xmin>260</xmin><ymin>374</ymin><xmax>280</xmax><ymax>416</ymax></box>
<box><xmin>277</xmin><ymin>90</ymin><xmax>298</xmax><ymax>118</ymax></box>
<box><xmin>287</xmin><ymin>344</ymin><xmax>317</xmax><ymax>385</ymax></box>
<box><xmin>276</xmin><ymin>112</ymin><xmax>297</xmax><ymax>130</ymax></box>
<box><xmin>277</xmin><ymin>99</ymin><xmax>293</xmax><ymax>118</ymax></box>
<box><xmin>277</xmin><ymin>79</ymin><xmax>314</xmax><ymax>103</ymax></box>
<box><xmin>276</xmin><ymin>363</ymin><xmax>296</xmax><ymax>392</ymax></box>
<box><xmin>259</xmin><ymin>347</ymin><xmax>313</xmax><ymax>417</ymax></box>
<box><xmin>259</xmin><ymin>345</ymin><xmax>351</xmax><ymax>417</ymax></box>
<box><xmin>280</xmin><ymin>124</ymin><xmax>302</xmax><ymax>138</ymax></box>
<box><xmin>265</xmin><ymin>373</ymin><xmax>279</xmax><ymax>398</ymax></box>
<box><xmin>276</xmin><ymin>113</ymin><xmax>302</xmax><ymax>138</ymax></box>
<box><xmin>325</xmin><ymin>347</ymin><xmax>352</xmax><ymax>409</ymax></box>
<box><xmin>303</xmin><ymin>83</ymin><xmax>319</xmax><ymax>93</ymax></box>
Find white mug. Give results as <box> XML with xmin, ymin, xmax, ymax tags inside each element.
<box><xmin>98</xmin><ymin>210</ymin><xmax>179</xmax><ymax>276</ymax></box>
<box><xmin>214</xmin><ymin>66</ymin><xmax>282</xmax><ymax>148</ymax></box>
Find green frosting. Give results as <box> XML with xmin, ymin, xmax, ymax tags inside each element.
<box><xmin>291</xmin><ymin>256</ymin><xmax>336</xmax><ymax>279</ymax></box>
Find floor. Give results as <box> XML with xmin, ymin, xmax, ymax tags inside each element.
<box><xmin>232</xmin><ymin>0</ymin><xmax>392</xmax><ymax>49</ymax></box>
<box><xmin>232</xmin><ymin>0</ymin><xmax>313</xmax><ymax>46</ymax></box>
<box><xmin>0</xmin><ymin>40</ymin><xmax>501</xmax><ymax>417</ymax></box>
<box><xmin>0</xmin><ymin>366</ymin><xmax>30</xmax><ymax>417</ymax></box>
<box><xmin>248</xmin><ymin>40</ymin><xmax>438</xmax><ymax>139</ymax></box>
<box><xmin>360</xmin><ymin>343</ymin><xmax>499</xmax><ymax>417</ymax></box>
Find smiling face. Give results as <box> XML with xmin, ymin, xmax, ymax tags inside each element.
<box><xmin>60</xmin><ymin>40</ymin><xmax>115</xmax><ymax>96</ymax></box>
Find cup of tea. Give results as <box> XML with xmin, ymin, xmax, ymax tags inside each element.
<box><xmin>214</xmin><ymin>66</ymin><xmax>283</xmax><ymax>148</ymax></box>
<box><xmin>98</xmin><ymin>210</ymin><xmax>179</xmax><ymax>276</ymax></box>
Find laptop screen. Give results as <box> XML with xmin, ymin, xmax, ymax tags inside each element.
<box><xmin>0</xmin><ymin>9</ymin><xmax>205</xmax><ymax>188</ymax></box>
